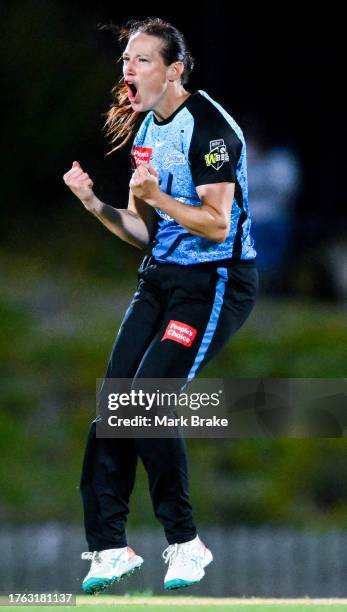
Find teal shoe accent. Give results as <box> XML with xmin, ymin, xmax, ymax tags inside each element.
<box><xmin>82</xmin><ymin>562</ymin><xmax>143</xmax><ymax>595</ymax></box>
<box><xmin>164</xmin><ymin>577</ymin><xmax>199</xmax><ymax>590</ymax></box>
<box><xmin>121</xmin><ymin>563</ymin><xmax>143</xmax><ymax>579</ymax></box>
<box><xmin>82</xmin><ymin>577</ymin><xmax>114</xmax><ymax>594</ymax></box>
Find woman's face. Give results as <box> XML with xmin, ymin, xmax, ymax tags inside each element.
<box><xmin>122</xmin><ymin>32</ymin><xmax>173</xmax><ymax>112</ymax></box>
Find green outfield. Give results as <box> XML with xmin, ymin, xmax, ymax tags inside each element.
<box><xmin>2</xmin><ymin>597</ymin><xmax>347</xmax><ymax>611</ymax></box>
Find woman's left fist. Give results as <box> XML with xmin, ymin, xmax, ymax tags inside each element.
<box><xmin>129</xmin><ymin>163</ymin><xmax>160</xmax><ymax>201</ymax></box>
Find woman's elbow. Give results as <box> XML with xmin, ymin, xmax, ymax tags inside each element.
<box><xmin>209</xmin><ymin>221</ymin><xmax>230</xmax><ymax>243</ymax></box>
<box><xmin>213</xmin><ymin>231</ymin><xmax>228</xmax><ymax>243</ymax></box>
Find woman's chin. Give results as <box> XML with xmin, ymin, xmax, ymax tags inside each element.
<box><xmin>130</xmin><ymin>99</ymin><xmax>144</xmax><ymax>111</ymax></box>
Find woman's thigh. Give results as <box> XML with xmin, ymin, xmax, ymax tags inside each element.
<box><xmin>104</xmin><ymin>279</ymin><xmax>165</xmax><ymax>379</ymax></box>
<box><xmin>134</xmin><ymin>264</ymin><xmax>258</xmax><ymax>381</ymax></box>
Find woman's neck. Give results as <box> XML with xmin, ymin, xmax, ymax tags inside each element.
<box><xmin>153</xmin><ymin>86</ymin><xmax>191</xmax><ymax>122</ymax></box>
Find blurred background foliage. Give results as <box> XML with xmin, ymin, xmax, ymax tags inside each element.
<box><xmin>2</xmin><ymin>251</ymin><xmax>347</xmax><ymax>527</ymax></box>
<box><xmin>1</xmin><ymin>2</ymin><xmax>346</xmax><ymax>530</ymax></box>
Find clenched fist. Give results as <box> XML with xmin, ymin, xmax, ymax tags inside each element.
<box><xmin>63</xmin><ymin>161</ymin><xmax>95</xmax><ymax>209</ymax></box>
<box><xmin>129</xmin><ymin>163</ymin><xmax>160</xmax><ymax>202</ymax></box>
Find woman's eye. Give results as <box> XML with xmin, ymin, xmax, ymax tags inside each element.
<box><xmin>139</xmin><ymin>58</ymin><xmax>148</xmax><ymax>62</ymax></box>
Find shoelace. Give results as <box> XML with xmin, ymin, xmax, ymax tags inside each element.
<box><xmin>81</xmin><ymin>551</ymin><xmax>105</xmax><ymax>573</ymax></box>
<box><xmin>162</xmin><ymin>544</ymin><xmax>178</xmax><ymax>566</ymax></box>
<box><xmin>90</xmin><ymin>552</ymin><xmax>102</xmax><ymax>570</ymax></box>
<box><xmin>162</xmin><ymin>542</ymin><xmax>197</xmax><ymax>568</ymax></box>
<box><xmin>81</xmin><ymin>552</ymin><xmax>101</xmax><ymax>562</ymax></box>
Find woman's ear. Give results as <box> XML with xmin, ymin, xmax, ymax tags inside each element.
<box><xmin>168</xmin><ymin>61</ymin><xmax>184</xmax><ymax>82</ymax></box>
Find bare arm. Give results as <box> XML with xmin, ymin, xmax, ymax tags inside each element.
<box><xmin>130</xmin><ymin>163</ymin><xmax>234</xmax><ymax>243</ymax></box>
<box><xmin>86</xmin><ymin>191</ymin><xmax>156</xmax><ymax>250</ymax></box>
<box><xmin>146</xmin><ymin>182</ymin><xmax>234</xmax><ymax>243</ymax></box>
<box><xmin>62</xmin><ymin>161</ymin><xmax>156</xmax><ymax>250</ymax></box>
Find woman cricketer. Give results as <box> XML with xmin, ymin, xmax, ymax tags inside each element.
<box><xmin>63</xmin><ymin>17</ymin><xmax>258</xmax><ymax>594</ymax></box>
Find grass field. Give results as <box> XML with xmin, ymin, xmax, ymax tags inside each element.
<box><xmin>2</xmin><ymin>597</ymin><xmax>347</xmax><ymax>611</ymax></box>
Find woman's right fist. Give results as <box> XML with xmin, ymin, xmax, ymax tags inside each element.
<box><xmin>63</xmin><ymin>161</ymin><xmax>95</xmax><ymax>209</ymax></box>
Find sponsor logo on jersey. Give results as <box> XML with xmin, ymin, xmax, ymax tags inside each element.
<box><xmin>162</xmin><ymin>320</ymin><xmax>197</xmax><ymax>347</ymax></box>
<box><xmin>155</xmin><ymin>208</ymin><xmax>174</xmax><ymax>221</ymax></box>
<box><xmin>163</xmin><ymin>151</ymin><xmax>186</xmax><ymax>169</ymax></box>
<box><xmin>204</xmin><ymin>139</ymin><xmax>230</xmax><ymax>171</ymax></box>
<box><xmin>132</xmin><ymin>146</ymin><xmax>152</xmax><ymax>167</ymax></box>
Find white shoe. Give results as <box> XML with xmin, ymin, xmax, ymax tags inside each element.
<box><xmin>163</xmin><ymin>535</ymin><xmax>213</xmax><ymax>590</ymax></box>
<box><xmin>82</xmin><ymin>546</ymin><xmax>143</xmax><ymax>594</ymax></box>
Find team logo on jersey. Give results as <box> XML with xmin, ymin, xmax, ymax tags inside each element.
<box><xmin>132</xmin><ymin>146</ymin><xmax>152</xmax><ymax>167</ymax></box>
<box><xmin>204</xmin><ymin>139</ymin><xmax>230</xmax><ymax>171</ymax></box>
<box><xmin>162</xmin><ymin>320</ymin><xmax>197</xmax><ymax>347</ymax></box>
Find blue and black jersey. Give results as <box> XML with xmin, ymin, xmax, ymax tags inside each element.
<box><xmin>132</xmin><ymin>90</ymin><xmax>256</xmax><ymax>265</ymax></box>
<box><xmin>83</xmin><ymin>96</ymin><xmax>259</xmax><ymax>557</ymax></box>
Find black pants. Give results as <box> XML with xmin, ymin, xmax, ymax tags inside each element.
<box><xmin>80</xmin><ymin>257</ymin><xmax>258</xmax><ymax>551</ymax></box>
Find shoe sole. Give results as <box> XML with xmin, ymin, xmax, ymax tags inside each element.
<box><xmin>82</xmin><ymin>562</ymin><xmax>143</xmax><ymax>595</ymax></box>
<box><xmin>164</xmin><ymin>550</ymin><xmax>213</xmax><ymax>591</ymax></box>
<box><xmin>164</xmin><ymin>577</ymin><xmax>202</xmax><ymax>590</ymax></box>
<box><xmin>164</xmin><ymin>549</ymin><xmax>213</xmax><ymax>591</ymax></box>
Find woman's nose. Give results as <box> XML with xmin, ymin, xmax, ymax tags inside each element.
<box><xmin>124</xmin><ymin>61</ymin><xmax>136</xmax><ymax>76</ymax></box>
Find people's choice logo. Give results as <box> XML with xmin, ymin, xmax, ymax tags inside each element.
<box><xmin>204</xmin><ymin>139</ymin><xmax>230</xmax><ymax>171</ymax></box>
<box><xmin>161</xmin><ymin>320</ymin><xmax>197</xmax><ymax>347</ymax></box>
<box><xmin>132</xmin><ymin>146</ymin><xmax>152</xmax><ymax>167</ymax></box>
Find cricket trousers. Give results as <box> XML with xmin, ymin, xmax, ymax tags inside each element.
<box><xmin>80</xmin><ymin>256</ymin><xmax>258</xmax><ymax>551</ymax></box>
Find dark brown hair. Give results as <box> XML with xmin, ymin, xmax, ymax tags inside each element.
<box><xmin>104</xmin><ymin>18</ymin><xmax>194</xmax><ymax>153</ymax></box>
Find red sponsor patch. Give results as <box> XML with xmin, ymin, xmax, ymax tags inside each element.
<box><xmin>161</xmin><ymin>320</ymin><xmax>197</xmax><ymax>347</ymax></box>
<box><xmin>132</xmin><ymin>146</ymin><xmax>152</xmax><ymax>167</ymax></box>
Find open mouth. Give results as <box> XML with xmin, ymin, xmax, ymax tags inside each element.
<box><xmin>125</xmin><ymin>81</ymin><xmax>138</xmax><ymax>102</ymax></box>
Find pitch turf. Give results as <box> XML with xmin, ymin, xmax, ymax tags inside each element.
<box><xmin>2</xmin><ymin>597</ymin><xmax>347</xmax><ymax>611</ymax></box>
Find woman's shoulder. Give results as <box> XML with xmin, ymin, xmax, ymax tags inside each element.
<box><xmin>187</xmin><ymin>91</ymin><xmax>244</xmax><ymax>142</ymax></box>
